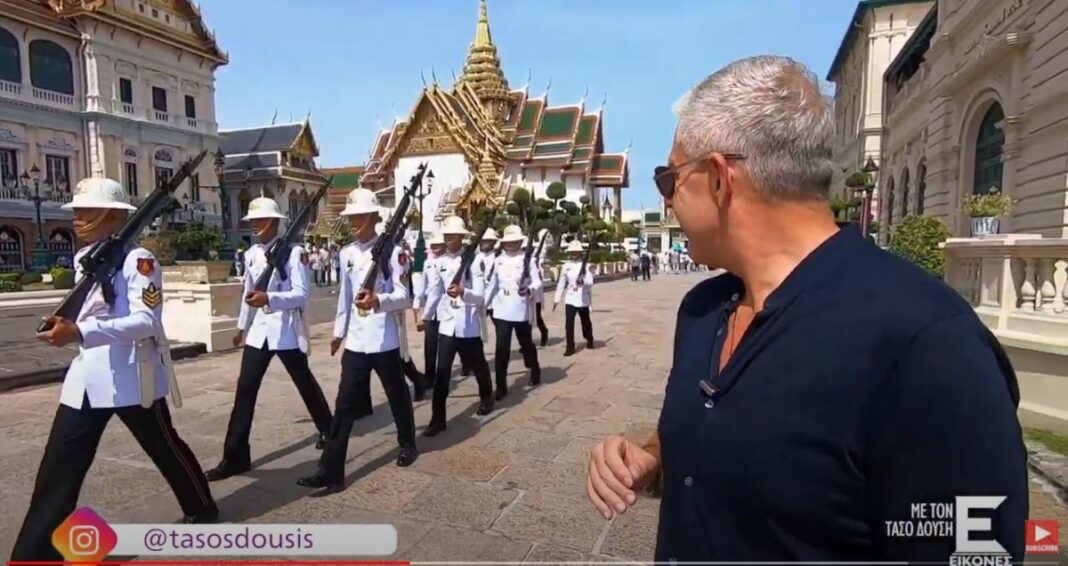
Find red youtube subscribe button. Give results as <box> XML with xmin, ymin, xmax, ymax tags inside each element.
<box><xmin>1026</xmin><ymin>519</ymin><xmax>1060</xmax><ymax>554</ymax></box>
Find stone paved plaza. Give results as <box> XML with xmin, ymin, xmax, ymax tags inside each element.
<box><xmin>3</xmin><ymin>271</ymin><xmax>1068</xmax><ymax>562</ymax></box>
<box><xmin>0</xmin><ymin>272</ymin><xmax>693</xmax><ymax>562</ymax></box>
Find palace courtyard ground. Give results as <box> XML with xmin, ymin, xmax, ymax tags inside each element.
<box><xmin>1</xmin><ymin>272</ymin><xmax>1066</xmax><ymax>561</ymax></box>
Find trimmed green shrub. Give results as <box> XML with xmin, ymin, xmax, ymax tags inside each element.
<box><xmin>0</xmin><ymin>273</ymin><xmax>22</xmax><ymax>283</ymax></box>
<box><xmin>0</xmin><ymin>279</ymin><xmax>23</xmax><ymax>292</ymax></box>
<box><xmin>20</xmin><ymin>272</ymin><xmax>42</xmax><ymax>285</ymax></box>
<box><xmin>51</xmin><ymin>268</ymin><xmax>75</xmax><ymax>290</ymax></box>
<box><xmin>889</xmin><ymin>215</ymin><xmax>951</xmax><ymax>277</ymax></box>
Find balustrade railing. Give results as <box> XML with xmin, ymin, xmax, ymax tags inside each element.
<box><xmin>152</xmin><ymin>110</ymin><xmax>169</xmax><ymax>123</ymax></box>
<box><xmin>943</xmin><ymin>235</ymin><xmax>1068</xmax><ymax>340</ymax></box>
<box><xmin>31</xmin><ymin>87</ymin><xmax>75</xmax><ymax>106</ymax></box>
<box><xmin>0</xmin><ymin>79</ymin><xmax>21</xmax><ymax>96</ymax></box>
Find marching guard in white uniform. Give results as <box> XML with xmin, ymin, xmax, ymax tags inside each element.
<box><xmin>207</xmin><ymin>196</ymin><xmax>333</xmax><ymax>481</ymax></box>
<box><xmin>12</xmin><ymin>179</ymin><xmax>216</xmax><ymax>561</ymax></box>
<box><xmin>421</xmin><ymin>215</ymin><xmax>495</xmax><ymax>437</ymax></box>
<box><xmin>297</xmin><ymin>189</ymin><xmax>420</xmax><ymax>492</ymax></box>
<box><xmin>554</xmin><ymin>240</ymin><xmax>597</xmax><ymax>356</ymax></box>
<box><xmin>485</xmin><ymin>225</ymin><xmax>542</xmax><ymax>399</ymax></box>
<box><xmin>413</xmin><ymin>232</ymin><xmax>447</xmax><ymax>391</ymax></box>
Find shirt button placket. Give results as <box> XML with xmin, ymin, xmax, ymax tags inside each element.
<box><xmin>684</xmin><ymin>476</ymin><xmax>694</xmax><ymax>487</ymax></box>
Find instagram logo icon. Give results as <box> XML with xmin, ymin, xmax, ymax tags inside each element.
<box><xmin>52</xmin><ymin>507</ymin><xmax>117</xmax><ymax>562</ymax></box>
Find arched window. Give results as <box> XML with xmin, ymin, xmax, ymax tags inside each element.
<box><xmin>29</xmin><ymin>40</ymin><xmax>73</xmax><ymax>95</ymax></box>
<box><xmin>885</xmin><ymin>176</ymin><xmax>896</xmax><ymax>228</ymax></box>
<box><xmin>900</xmin><ymin>167</ymin><xmax>910</xmax><ymax>219</ymax></box>
<box><xmin>0</xmin><ymin>27</ymin><xmax>19</xmax><ymax>84</ymax></box>
<box><xmin>0</xmin><ymin>226</ymin><xmax>24</xmax><ymax>272</ymax></box>
<box><xmin>916</xmin><ymin>160</ymin><xmax>927</xmax><ymax>215</ymax></box>
<box><xmin>973</xmin><ymin>102</ymin><xmax>1005</xmax><ymax>195</ymax></box>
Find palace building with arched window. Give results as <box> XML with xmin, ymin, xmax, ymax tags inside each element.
<box><xmin>0</xmin><ymin>0</ymin><xmax>227</xmax><ymax>269</ymax></box>
<box><xmin>878</xmin><ymin>0</ymin><xmax>1068</xmax><ymax>432</ymax></box>
<box><xmin>881</xmin><ymin>0</ymin><xmax>1068</xmax><ymax>239</ymax></box>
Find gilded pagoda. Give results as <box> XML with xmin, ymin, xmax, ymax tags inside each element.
<box><xmin>360</xmin><ymin>0</ymin><xmax>629</xmax><ymax>229</ymax></box>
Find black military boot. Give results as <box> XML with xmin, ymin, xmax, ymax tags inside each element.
<box><xmin>528</xmin><ymin>366</ymin><xmax>541</xmax><ymax>387</ymax></box>
<box><xmin>397</xmin><ymin>444</ymin><xmax>418</xmax><ymax>467</ymax></box>
<box><xmin>205</xmin><ymin>460</ymin><xmax>250</xmax><ymax>482</ymax></box>
<box><xmin>423</xmin><ymin>419</ymin><xmax>447</xmax><ymax>437</ymax></box>
<box><xmin>494</xmin><ymin>377</ymin><xmax>508</xmax><ymax>401</ymax></box>
<box><xmin>315</xmin><ymin>433</ymin><xmax>327</xmax><ymax>450</ymax></box>
<box><xmin>477</xmin><ymin>397</ymin><xmax>494</xmax><ymax>416</ymax></box>
<box><xmin>179</xmin><ymin>504</ymin><xmax>219</xmax><ymax>524</ymax></box>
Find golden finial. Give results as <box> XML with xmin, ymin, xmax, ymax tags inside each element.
<box><xmin>474</xmin><ymin>0</ymin><xmax>492</xmax><ymax>48</ymax></box>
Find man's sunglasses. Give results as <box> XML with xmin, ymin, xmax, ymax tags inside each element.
<box><xmin>654</xmin><ymin>153</ymin><xmax>746</xmax><ymax>199</ymax></box>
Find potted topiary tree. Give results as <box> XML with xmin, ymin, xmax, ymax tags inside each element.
<box><xmin>169</xmin><ymin>223</ymin><xmax>230</xmax><ymax>283</ymax></box>
<box><xmin>962</xmin><ymin>188</ymin><xmax>1013</xmax><ymax>237</ymax></box>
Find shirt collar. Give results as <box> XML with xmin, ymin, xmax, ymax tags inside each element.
<box><xmin>761</xmin><ymin>224</ymin><xmax>865</xmax><ymax>312</ymax></box>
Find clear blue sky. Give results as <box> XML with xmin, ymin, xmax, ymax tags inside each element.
<box><xmin>202</xmin><ymin>0</ymin><xmax>858</xmax><ymax>210</ymax></box>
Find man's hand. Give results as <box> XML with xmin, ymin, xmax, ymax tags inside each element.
<box><xmin>587</xmin><ymin>436</ymin><xmax>660</xmax><ymax>520</ymax></box>
<box><xmin>36</xmin><ymin>316</ymin><xmax>81</xmax><ymax>347</ymax></box>
<box><xmin>232</xmin><ymin>331</ymin><xmax>244</xmax><ymax>348</ymax></box>
<box><xmin>446</xmin><ymin>284</ymin><xmax>464</xmax><ymax>299</ymax></box>
<box><xmin>355</xmin><ymin>290</ymin><xmax>379</xmax><ymax>311</ymax></box>
<box><xmin>330</xmin><ymin>337</ymin><xmax>343</xmax><ymax>356</ymax></box>
<box><xmin>416</xmin><ymin>320</ymin><xmax>426</xmax><ymax>332</ymax></box>
<box><xmin>245</xmin><ymin>290</ymin><xmax>269</xmax><ymax>308</ymax></box>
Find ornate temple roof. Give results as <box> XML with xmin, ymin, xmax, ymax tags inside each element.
<box><xmin>361</xmin><ymin>0</ymin><xmax>629</xmax><ymax>216</ymax></box>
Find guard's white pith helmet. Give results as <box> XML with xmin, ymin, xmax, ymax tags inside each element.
<box><xmin>440</xmin><ymin>215</ymin><xmax>470</xmax><ymax>235</ymax></box>
<box><xmin>482</xmin><ymin>227</ymin><xmax>499</xmax><ymax>241</ymax></box>
<box><xmin>427</xmin><ymin>232</ymin><xmax>446</xmax><ymax>245</ymax></box>
<box><xmin>62</xmin><ymin>178</ymin><xmax>137</xmax><ymax>211</ymax></box>
<box><xmin>499</xmin><ymin>225</ymin><xmax>526</xmax><ymax>243</ymax></box>
<box><xmin>565</xmin><ymin>240</ymin><xmax>585</xmax><ymax>253</ymax></box>
<box><xmin>243</xmin><ymin>197</ymin><xmax>287</xmax><ymax>220</ymax></box>
<box><xmin>340</xmin><ymin>188</ymin><xmax>382</xmax><ymax>216</ymax></box>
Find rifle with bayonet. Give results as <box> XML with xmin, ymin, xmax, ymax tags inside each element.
<box><xmin>355</xmin><ymin>163</ymin><xmax>427</xmax><ymax>317</ymax></box>
<box><xmin>241</xmin><ymin>176</ymin><xmax>333</xmax><ymax>334</ymax></box>
<box><xmin>449</xmin><ymin>208</ymin><xmax>500</xmax><ymax>291</ymax></box>
<box><xmin>520</xmin><ymin>229</ymin><xmax>549</xmax><ymax>290</ymax></box>
<box><xmin>39</xmin><ymin>150</ymin><xmax>209</xmax><ymax>333</ymax></box>
<box><xmin>577</xmin><ymin>234</ymin><xmax>594</xmax><ymax>280</ymax></box>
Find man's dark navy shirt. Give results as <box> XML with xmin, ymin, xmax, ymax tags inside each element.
<box><xmin>655</xmin><ymin>226</ymin><xmax>1027</xmax><ymax>562</ymax></box>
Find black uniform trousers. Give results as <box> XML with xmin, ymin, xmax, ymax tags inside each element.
<box><xmin>11</xmin><ymin>395</ymin><xmax>214</xmax><ymax>561</ymax></box>
<box><xmin>492</xmin><ymin>318</ymin><xmax>539</xmax><ymax>386</ymax></box>
<box><xmin>534</xmin><ymin>301</ymin><xmax>549</xmax><ymax>343</ymax></box>
<box><xmin>564</xmin><ymin>304</ymin><xmax>594</xmax><ymax>349</ymax></box>
<box><xmin>354</xmin><ymin>350</ymin><xmax>426</xmax><ymax>416</ymax></box>
<box><xmin>319</xmin><ymin>349</ymin><xmax>415</xmax><ymax>484</ymax></box>
<box><xmin>222</xmin><ymin>344</ymin><xmax>332</xmax><ymax>466</ymax></box>
<box><xmin>424</xmin><ymin>320</ymin><xmax>441</xmax><ymax>386</ymax></box>
<box><xmin>432</xmin><ymin>334</ymin><xmax>492</xmax><ymax>423</ymax></box>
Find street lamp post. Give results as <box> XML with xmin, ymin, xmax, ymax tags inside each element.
<box><xmin>19</xmin><ymin>164</ymin><xmax>54</xmax><ymax>272</ymax></box>
<box><xmin>413</xmin><ymin>170</ymin><xmax>434</xmax><ymax>273</ymax></box>
<box><xmin>212</xmin><ymin>148</ymin><xmax>235</xmax><ymax>260</ymax></box>
<box><xmin>859</xmin><ymin>156</ymin><xmax>880</xmax><ymax>240</ymax></box>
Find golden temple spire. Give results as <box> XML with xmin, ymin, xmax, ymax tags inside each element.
<box><xmin>458</xmin><ymin>0</ymin><xmax>512</xmax><ymax>123</ymax></box>
<box><xmin>474</xmin><ymin>0</ymin><xmax>492</xmax><ymax>48</ymax></box>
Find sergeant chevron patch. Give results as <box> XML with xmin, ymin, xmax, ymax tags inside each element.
<box><xmin>142</xmin><ymin>282</ymin><xmax>162</xmax><ymax>308</ymax></box>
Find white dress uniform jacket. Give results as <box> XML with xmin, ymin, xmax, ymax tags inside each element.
<box><xmin>486</xmin><ymin>252</ymin><xmax>542</xmax><ymax>323</ymax></box>
<box><xmin>533</xmin><ymin>259</ymin><xmax>546</xmax><ymax>304</ymax></box>
<box><xmin>554</xmin><ymin>260</ymin><xmax>596</xmax><ymax>308</ymax></box>
<box><xmin>63</xmin><ymin>245</ymin><xmax>168</xmax><ymax>409</ymax></box>
<box><xmin>333</xmin><ymin>237</ymin><xmax>410</xmax><ymax>354</ymax></box>
<box><xmin>421</xmin><ymin>251</ymin><xmax>485</xmax><ymax>339</ymax></box>
<box><xmin>411</xmin><ymin>256</ymin><xmax>437</xmax><ymax>321</ymax></box>
<box><xmin>237</xmin><ymin>240</ymin><xmax>310</xmax><ymax>353</ymax></box>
